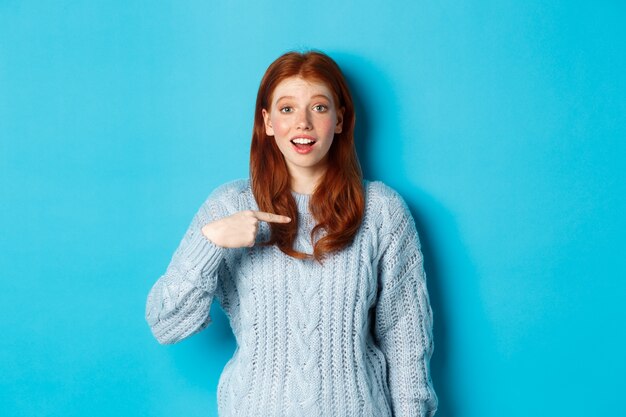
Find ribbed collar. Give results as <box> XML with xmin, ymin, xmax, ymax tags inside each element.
<box><xmin>291</xmin><ymin>191</ymin><xmax>311</xmax><ymax>214</ymax></box>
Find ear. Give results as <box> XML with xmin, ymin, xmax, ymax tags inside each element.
<box><xmin>262</xmin><ymin>109</ymin><xmax>274</xmax><ymax>136</ymax></box>
<box><xmin>334</xmin><ymin>106</ymin><xmax>345</xmax><ymax>134</ymax></box>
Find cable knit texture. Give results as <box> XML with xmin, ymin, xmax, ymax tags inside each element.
<box><xmin>145</xmin><ymin>179</ymin><xmax>438</xmax><ymax>417</ymax></box>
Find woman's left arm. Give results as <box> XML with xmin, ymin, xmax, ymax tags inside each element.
<box><xmin>374</xmin><ymin>193</ymin><xmax>438</xmax><ymax>417</ymax></box>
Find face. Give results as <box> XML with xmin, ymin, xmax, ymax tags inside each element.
<box><xmin>262</xmin><ymin>76</ymin><xmax>344</xmax><ymax>178</ymax></box>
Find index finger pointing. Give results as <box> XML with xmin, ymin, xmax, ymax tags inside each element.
<box><xmin>252</xmin><ymin>211</ymin><xmax>292</xmax><ymax>223</ymax></box>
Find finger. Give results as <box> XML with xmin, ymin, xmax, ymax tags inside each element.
<box><xmin>252</xmin><ymin>211</ymin><xmax>292</xmax><ymax>223</ymax></box>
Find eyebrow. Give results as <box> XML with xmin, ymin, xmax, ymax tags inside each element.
<box><xmin>275</xmin><ymin>94</ymin><xmax>331</xmax><ymax>102</ymax></box>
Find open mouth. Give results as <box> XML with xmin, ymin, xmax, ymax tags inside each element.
<box><xmin>290</xmin><ymin>137</ymin><xmax>317</xmax><ymax>153</ymax></box>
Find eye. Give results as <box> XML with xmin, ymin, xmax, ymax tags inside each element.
<box><xmin>313</xmin><ymin>104</ymin><xmax>328</xmax><ymax>112</ymax></box>
<box><xmin>279</xmin><ymin>106</ymin><xmax>293</xmax><ymax>113</ymax></box>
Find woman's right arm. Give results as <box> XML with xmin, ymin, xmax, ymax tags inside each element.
<box><xmin>145</xmin><ymin>204</ymin><xmax>226</xmax><ymax>345</ymax></box>
<box><xmin>145</xmin><ymin>185</ymin><xmax>291</xmax><ymax>345</ymax></box>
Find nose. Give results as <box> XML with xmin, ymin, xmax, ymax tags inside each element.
<box><xmin>296</xmin><ymin>109</ymin><xmax>312</xmax><ymax>130</ymax></box>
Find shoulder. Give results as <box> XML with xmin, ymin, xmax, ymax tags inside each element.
<box><xmin>206</xmin><ymin>179</ymin><xmax>251</xmax><ymax>202</ymax></box>
<box><xmin>363</xmin><ymin>180</ymin><xmax>418</xmax><ymax>241</ymax></box>
<box><xmin>364</xmin><ymin>180</ymin><xmax>411</xmax><ymax>219</ymax></box>
<box><xmin>200</xmin><ymin>178</ymin><xmax>252</xmax><ymax>219</ymax></box>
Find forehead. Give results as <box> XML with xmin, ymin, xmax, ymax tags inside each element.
<box><xmin>271</xmin><ymin>76</ymin><xmax>335</xmax><ymax>103</ymax></box>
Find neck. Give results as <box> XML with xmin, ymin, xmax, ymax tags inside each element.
<box><xmin>288</xmin><ymin>166</ymin><xmax>326</xmax><ymax>195</ymax></box>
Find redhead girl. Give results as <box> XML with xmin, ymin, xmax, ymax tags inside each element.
<box><xmin>146</xmin><ymin>50</ymin><xmax>438</xmax><ymax>417</ymax></box>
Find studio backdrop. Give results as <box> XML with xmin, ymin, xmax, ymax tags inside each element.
<box><xmin>1</xmin><ymin>1</ymin><xmax>625</xmax><ymax>416</ymax></box>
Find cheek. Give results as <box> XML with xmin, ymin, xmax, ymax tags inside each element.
<box><xmin>271</xmin><ymin>117</ymin><xmax>291</xmax><ymax>137</ymax></box>
<box><xmin>318</xmin><ymin>115</ymin><xmax>337</xmax><ymax>134</ymax></box>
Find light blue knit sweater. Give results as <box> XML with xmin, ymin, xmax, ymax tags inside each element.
<box><xmin>145</xmin><ymin>179</ymin><xmax>438</xmax><ymax>417</ymax></box>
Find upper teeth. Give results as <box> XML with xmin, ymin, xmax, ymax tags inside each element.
<box><xmin>292</xmin><ymin>138</ymin><xmax>315</xmax><ymax>144</ymax></box>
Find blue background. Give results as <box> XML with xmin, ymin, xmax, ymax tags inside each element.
<box><xmin>1</xmin><ymin>1</ymin><xmax>625</xmax><ymax>416</ymax></box>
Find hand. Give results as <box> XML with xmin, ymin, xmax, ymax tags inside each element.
<box><xmin>201</xmin><ymin>210</ymin><xmax>291</xmax><ymax>248</ymax></box>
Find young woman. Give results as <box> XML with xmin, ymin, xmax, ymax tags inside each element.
<box><xmin>146</xmin><ymin>50</ymin><xmax>438</xmax><ymax>417</ymax></box>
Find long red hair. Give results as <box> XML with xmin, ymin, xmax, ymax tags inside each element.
<box><xmin>250</xmin><ymin>50</ymin><xmax>364</xmax><ymax>261</ymax></box>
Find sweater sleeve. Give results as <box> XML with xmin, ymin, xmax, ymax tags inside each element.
<box><xmin>374</xmin><ymin>192</ymin><xmax>438</xmax><ymax>417</ymax></box>
<box><xmin>145</xmin><ymin>196</ymin><xmax>228</xmax><ymax>345</ymax></box>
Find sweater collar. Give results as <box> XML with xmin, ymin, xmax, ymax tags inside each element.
<box><xmin>291</xmin><ymin>191</ymin><xmax>311</xmax><ymax>214</ymax></box>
